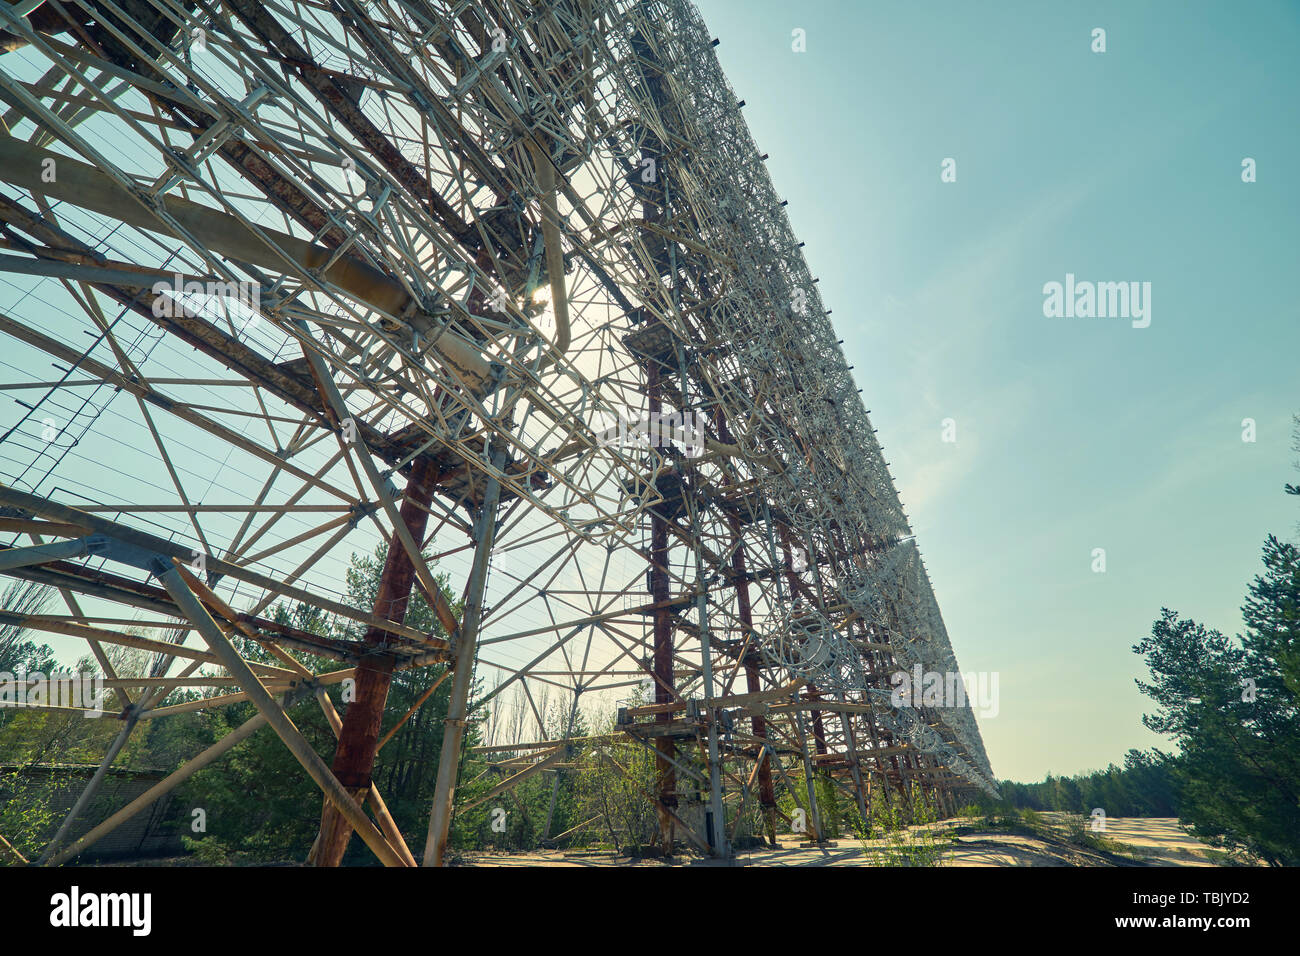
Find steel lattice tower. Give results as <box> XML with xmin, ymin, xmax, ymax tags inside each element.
<box><xmin>0</xmin><ymin>0</ymin><xmax>995</xmax><ymax>865</ymax></box>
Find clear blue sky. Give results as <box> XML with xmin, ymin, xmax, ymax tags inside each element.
<box><xmin>695</xmin><ymin>0</ymin><xmax>1300</xmax><ymax>781</ymax></box>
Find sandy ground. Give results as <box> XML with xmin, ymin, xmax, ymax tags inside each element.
<box><xmin>1080</xmin><ymin>816</ymin><xmax>1227</xmax><ymax>866</ymax></box>
<box><xmin>78</xmin><ymin>815</ymin><xmax>1243</xmax><ymax>867</ymax></box>
<box><xmin>457</xmin><ymin>816</ymin><xmax>1240</xmax><ymax>867</ymax></box>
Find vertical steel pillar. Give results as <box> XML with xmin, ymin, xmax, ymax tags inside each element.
<box><xmin>714</xmin><ymin>407</ymin><xmax>776</xmax><ymax>845</ymax></box>
<box><xmin>678</xmin><ymin>347</ymin><xmax>726</xmax><ymax>857</ymax></box>
<box><xmin>423</xmin><ymin>450</ymin><xmax>504</xmax><ymax>867</ymax></box>
<box><xmin>842</xmin><ymin>713</ymin><xmax>870</xmax><ymax>830</ymax></box>
<box><xmin>793</xmin><ymin>703</ymin><xmax>824</xmax><ymax>842</ymax></box>
<box><xmin>732</xmin><ymin>532</ymin><xmax>778</xmax><ymax>844</ymax></box>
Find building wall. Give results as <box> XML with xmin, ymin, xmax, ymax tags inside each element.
<box><xmin>1</xmin><ymin>764</ymin><xmax>186</xmax><ymax>860</ymax></box>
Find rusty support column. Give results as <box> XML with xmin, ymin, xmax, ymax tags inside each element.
<box><xmin>713</xmin><ymin>405</ymin><xmax>777</xmax><ymax>844</ymax></box>
<box><xmin>806</xmin><ymin>683</ymin><xmax>829</xmax><ymax>757</ymax></box>
<box><xmin>311</xmin><ymin>455</ymin><xmax>438</xmax><ymax>866</ymax></box>
<box><xmin>730</xmin><ymin>520</ymin><xmax>777</xmax><ymax>845</ymax></box>
<box><xmin>646</xmin><ymin>361</ymin><xmax>677</xmax><ymax>854</ymax></box>
<box><xmin>156</xmin><ymin>564</ymin><xmax>406</xmax><ymax>867</ymax></box>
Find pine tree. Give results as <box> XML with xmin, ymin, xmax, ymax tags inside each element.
<box><xmin>1133</xmin><ymin>471</ymin><xmax>1300</xmax><ymax>865</ymax></box>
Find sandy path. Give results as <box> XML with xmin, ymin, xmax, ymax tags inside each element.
<box><xmin>459</xmin><ymin>816</ymin><xmax>1236</xmax><ymax>867</ymax></box>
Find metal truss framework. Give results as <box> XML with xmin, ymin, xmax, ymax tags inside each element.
<box><xmin>0</xmin><ymin>0</ymin><xmax>995</xmax><ymax>865</ymax></box>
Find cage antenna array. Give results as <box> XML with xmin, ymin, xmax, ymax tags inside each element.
<box><xmin>0</xmin><ymin>0</ymin><xmax>994</xmax><ymax>865</ymax></box>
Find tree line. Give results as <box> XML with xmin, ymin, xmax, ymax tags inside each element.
<box><xmin>996</xmin><ymin>749</ymin><xmax>1180</xmax><ymax>818</ymax></box>
<box><xmin>1000</xmin><ymin>420</ymin><xmax>1300</xmax><ymax>866</ymax></box>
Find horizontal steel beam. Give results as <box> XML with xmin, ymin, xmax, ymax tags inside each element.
<box><xmin>0</xmin><ymin>132</ymin><xmax>493</xmax><ymax>393</ymax></box>
<box><xmin>0</xmin><ymin>536</ymin><xmax>105</xmax><ymax>572</ymax></box>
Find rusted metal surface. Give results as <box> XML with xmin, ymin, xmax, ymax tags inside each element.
<box><xmin>312</xmin><ymin>455</ymin><xmax>439</xmax><ymax>866</ymax></box>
